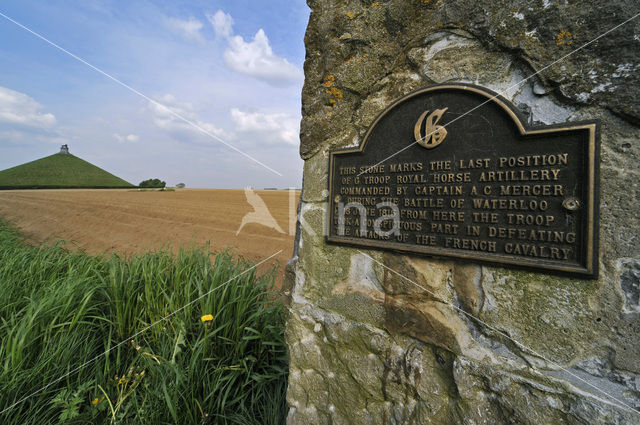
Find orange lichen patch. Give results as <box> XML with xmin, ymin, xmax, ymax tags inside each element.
<box><xmin>327</xmin><ymin>87</ymin><xmax>343</xmax><ymax>101</ymax></box>
<box><xmin>326</xmin><ymin>86</ymin><xmax>344</xmax><ymax>108</ymax></box>
<box><xmin>323</xmin><ymin>75</ymin><xmax>335</xmax><ymax>87</ymax></box>
<box><xmin>346</xmin><ymin>11</ymin><xmax>356</xmax><ymax>19</ymax></box>
<box><xmin>556</xmin><ymin>29</ymin><xmax>573</xmax><ymax>46</ymax></box>
<box><xmin>324</xmin><ymin>75</ymin><xmax>343</xmax><ymax>109</ymax></box>
<box><xmin>341</xmin><ymin>54</ymin><xmax>369</xmax><ymax>69</ymax></box>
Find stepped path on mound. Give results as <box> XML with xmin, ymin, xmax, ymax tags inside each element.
<box><xmin>0</xmin><ymin>188</ymin><xmax>298</xmax><ymax>287</ymax></box>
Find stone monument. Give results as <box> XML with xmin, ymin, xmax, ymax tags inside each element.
<box><xmin>285</xmin><ymin>1</ymin><xmax>640</xmax><ymax>424</ymax></box>
<box><xmin>59</xmin><ymin>144</ymin><xmax>70</xmax><ymax>155</ymax></box>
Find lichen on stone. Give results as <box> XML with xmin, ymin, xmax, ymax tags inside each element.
<box><xmin>286</xmin><ymin>0</ymin><xmax>640</xmax><ymax>422</ymax></box>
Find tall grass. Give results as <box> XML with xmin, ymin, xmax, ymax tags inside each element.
<box><xmin>0</xmin><ymin>221</ymin><xmax>288</xmax><ymax>424</ymax></box>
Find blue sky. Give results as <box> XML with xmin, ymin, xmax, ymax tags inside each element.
<box><xmin>0</xmin><ymin>1</ymin><xmax>309</xmax><ymax>188</ymax></box>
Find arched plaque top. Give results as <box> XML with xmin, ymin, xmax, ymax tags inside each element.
<box><xmin>344</xmin><ymin>83</ymin><xmax>597</xmax><ymax>155</ymax></box>
<box><xmin>327</xmin><ymin>83</ymin><xmax>600</xmax><ymax>278</ymax></box>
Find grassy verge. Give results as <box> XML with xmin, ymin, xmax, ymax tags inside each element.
<box><xmin>0</xmin><ymin>220</ymin><xmax>288</xmax><ymax>424</ymax></box>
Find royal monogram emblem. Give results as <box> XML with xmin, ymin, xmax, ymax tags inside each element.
<box><xmin>414</xmin><ymin>107</ymin><xmax>448</xmax><ymax>149</ymax></box>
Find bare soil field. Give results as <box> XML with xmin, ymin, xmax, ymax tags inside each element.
<box><xmin>0</xmin><ymin>188</ymin><xmax>299</xmax><ymax>287</ymax></box>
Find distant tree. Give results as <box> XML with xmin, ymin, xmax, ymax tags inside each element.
<box><xmin>176</xmin><ymin>183</ymin><xmax>186</xmax><ymax>188</ymax></box>
<box><xmin>139</xmin><ymin>178</ymin><xmax>166</xmax><ymax>188</ymax></box>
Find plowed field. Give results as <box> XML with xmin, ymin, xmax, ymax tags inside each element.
<box><xmin>0</xmin><ymin>189</ymin><xmax>298</xmax><ymax>286</ymax></box>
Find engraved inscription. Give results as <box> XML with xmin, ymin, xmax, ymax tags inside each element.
<box><xmin>327</xmin><ymin>84</ymin><xmax>599</xmax><ymax>277</ymax></box>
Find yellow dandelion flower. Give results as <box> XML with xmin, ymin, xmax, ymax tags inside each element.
<box><xmin>201</xmin><ymin>314</ymin><xmax>214</xmax><ymax>322</ymax></box>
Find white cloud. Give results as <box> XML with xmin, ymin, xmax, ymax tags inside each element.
<box><xmin>114</xmin><ymin>133</ymin><xmax>140</xmax><ymax>143</ymax></box>
<box><xmin>166</xmin><ymin>17</ymin><xmax>204</xmax><ymax>42</ymax></box>
<box><xmin>148</xmin><ymin>94</ymin><xmax>229</xmax><ymax>140</ymax></box>
<box><xmin>207</xmin><ymin>10</ymin><xmax>234</xmax><ymax>38</ymax></box>
<box><xmin>206</xmin><ymin>10</ymin><xmax>302</xmax><ymax>87</ymax></box>
<box><xmin>224</xmin><ymin>29</ymin><xmax>303</xmax><ymax>86</ymax></box>
<box><xmin>231</xmin><ymin>108</ymin><xmax>299</xmax><ymax>146</ymax></box>
<box><xmin>0</xmin><ymin>86</ymin><xmax>56</xmax><ymax>128</ymax></box>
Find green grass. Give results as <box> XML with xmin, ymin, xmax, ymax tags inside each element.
<box><xmin>0</xmin><ymin>154</ymin><xmax>134</xmax><ymax>189</ymax></box>
<box><xmin>0</xmin><ymin>220</ymin><xmax>288</xmax><ymax>424</ymax></box>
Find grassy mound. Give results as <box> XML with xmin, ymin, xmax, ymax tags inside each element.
<box><xmin>0</xmin><ymin>221</ymin><xmax>288</xmax><ymax>424</ymax></box>
<box><xmin>0</xmin><ymin>154</ymin><xmax>134</xmax><ymax>189</ymax></box>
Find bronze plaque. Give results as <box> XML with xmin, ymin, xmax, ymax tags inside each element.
<box><xmin>327</xmin><ymin>84</ymin><xmax>599</xmax><ymax>278</ymax></box>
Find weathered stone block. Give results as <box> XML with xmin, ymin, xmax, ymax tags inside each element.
<box><xmin>287</xmin><ymin>0</ymin><xmax>640</xmax><ymax>423</ymax></box>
